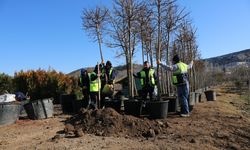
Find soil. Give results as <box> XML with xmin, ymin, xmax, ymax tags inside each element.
<box><xmin>0</xmin><ymin>84</ymin><xmax>250</xmax><ymax>150</ymax></box>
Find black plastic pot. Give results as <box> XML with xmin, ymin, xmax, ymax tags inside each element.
<box><xmin>148</xmin><ymin>100</ymin><xmax>169</xmax><ymax>119</ymax></box>
<box><xmin>204</xmin><ymin>90</ymin><xmax>216</xmax><ymax>101</ymax></box>
<box><xmin>165</xmin><ymin>97</ymin><xmax>177</xmax><ymax>112</ymax></box>
<box><xmin>0</xmin><ymin>103</ymin><xmax>21</xmax><ymax>125</ymax></box>
<box><xmin>104</xmin><ymin>100</ymin><xmax>121</xmax><ymax>112</ymax></box>
<box><xmin>24</xmin><ymin>98</ymin><xmax>54</xmax><ymax>120</ymax></box>
<box><xmin>60</xmin><ymin>94</ymin><xmax>76</xmax><ymax>113</ymax></box>
<box><xmin>60</xmin><ymin>94</ymin><xmax>90</xmax><ymax>113</ymax></box>
<box><xmin>198</xmin><ymin>93</ymin><xmax>202</xmax><ymax>102</ymax></box>
<box><xmin>187</xmin><ymin>95</ymin><xmax>193</xmax><ymax>112</ymax></box>
<box><xmin>124</xmin><ymin>100</ymin><xmax>142</xmax><ymax>117</ymax></box>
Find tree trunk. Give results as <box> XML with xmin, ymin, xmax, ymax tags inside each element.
<box><xmin>141</xmin><ymin>36</ymin><xmax>144</xmax><ymax>64</ymax></box>
<box><xmin>156</xmin><ymin>0</ymin><xmax>162</xmax><ymax>101</ymax></box>
<box><xmin>149</xmin><ymin>40</ymin><xmax>154</xmax><ymax>68</ymax></box>
<box><xmin>96</xmin><ymin>25</ymin><xmax>104</xmax><ymax>62</ymax></box>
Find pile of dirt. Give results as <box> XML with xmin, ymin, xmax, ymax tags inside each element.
<box><xmin>65</xmin><ymin>108</ymin><xmax>167</xmax><ymax>138</ymax></box>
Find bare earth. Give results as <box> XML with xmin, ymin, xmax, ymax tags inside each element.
<box><xmin>0</xmin><ymin>84</ymin><xmax>250</xmax><ymax>150</ymax></box>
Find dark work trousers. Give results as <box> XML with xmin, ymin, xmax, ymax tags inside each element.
<box><xmin>89</xmin><ymin>92</ymin><xmax>99</xmax><ymax>109</ymax></box>
<box><xmin>82</xmin><ymin>88</ymin><xmax>90</xmax><ymax>108</ymax></box>
<box><xmin>141</xmin><ymin>84</ymin><xmax>154</xmax><ymax>101</ymax></box>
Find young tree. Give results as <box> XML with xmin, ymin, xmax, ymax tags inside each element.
<box><xmin>82</xmin><ymin>6</ymin><xmax>109</xmax><ymax>63</ymax></box>
<box><xmin>162</xmin><ymin>0</ymin><xmax>188</xmax><ymax>94</ymax></box>
<box><xmin>108</xmin><ymin>0</ymin><xmax>141</xmax><ymax>98</ymax></box>
<box><xmin>150</xmin><ymin>0</ymin><xmax>166</xmax><ymax>99</ymax></box>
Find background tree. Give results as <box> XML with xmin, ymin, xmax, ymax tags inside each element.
<box><xmin>0</xmin><ymin>73</ymin><xmax>14</xmax><ymax>94</ymax></box>
<box><xmin>175</xmin><ymin>21</ymin><xmax>200</xmax><ymax>92</ymax></box>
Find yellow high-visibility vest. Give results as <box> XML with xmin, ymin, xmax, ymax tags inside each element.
<box><xmin>140</xmin><ymin>68</ymin><xmax>155</xmax><ymax>87</ymax></box>
<box><xmin>89</xmin><ymin>72</ymin><xmax>101</xmax><ymax>92</ymax></box>
<box><xmin>172</xmin><ymin>62</ymin><xmax>188</xmax><ymax>85</ymax></box>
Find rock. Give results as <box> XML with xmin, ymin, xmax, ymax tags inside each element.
<box><xmin>75</xmin><ymin>129</ymin><xmax>84</xmax><ymax>137</ymax></box>
<box><xmin>154</xmin><ymin>129</ymin><xmax>160</xmax><ymax>135</ymax></box>
<box><xmin>64</xmin><ymin>123</ymin><xmax>75</xmax><ymax>133</ymax></box>
<box><xmin>157</xmin><ymin>121</ymin><xmax>164</xmax><ymax>126</ymax></box>
<box><xmin>190</xmin><ymin>138</ymin><xmax>196</xmax><ymax>143</ymax></box>
<box><xmin>164</xmin><ymin>122</ymin><xmax>170</xmax><ymax>127</ymax></box>
<box><xmin>147</xmin><ymin>129</ymin><xmax>156</xmax><ymax>138</ymax></box>
<box><xmin>96</xmin><ymin>131</ymin><xmax>104</xmax><ymax>136</ymax></box>
<box><xmin>51</xmin><ymin>134</ymin><xmax>63</xmax><ymax>142</ymax></box>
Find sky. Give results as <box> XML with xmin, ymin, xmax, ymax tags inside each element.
<box><xmin>0</xmin><ymin>0</ymin><xmax>250</xmax><ymax>76</ymax></box>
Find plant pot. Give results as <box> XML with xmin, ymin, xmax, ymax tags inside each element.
<box><xmin>195</xmin><ymin>92</ymin><xmax>201</xmax><ymax>103</ymax></box>
<box><xmin>162</xmin><ymin>96</ymin><xmax>177</xmax><ymax>112</ymax></box>
<box><xmin>204</xmin><ymin>90</ymin><xmax>216</xmax><ymax>101</ymax></box>
<box><xmin>189</xmin><ymin>92</ymin><xmax>196</xmax><ymax>106</ymax></box>
<box><xmin>124</xmin><ymin>100</ymin><xmax>142</xmax><ymax>117</ymax></box>
<box><xmin>0</xmin><ymin>102</ymin><xmax>21</xmax><ymax>125</ymax></box>
<box><xmin>148</xmin><ymin>100</ymin><xmax>169</xmax><ymax>119</ymax></box>
<box><xmin>60</xmin><ymin>94</ymin><xmax>76</xmax><ymax>113</ymax></box>
<box><xmin>104</xmin><ymin>100</ymin><xmax>121</xmax><ymax>112</ymax></box>
<box><xmin>24</xmin><ymin>98</ymin><xmax>53</xmax><ymax>120</ymax></box>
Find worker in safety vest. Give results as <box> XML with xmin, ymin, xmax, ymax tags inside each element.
<box><xmin>79</xmin><ymin>68</ymin><xmax>90</xmax><ymax>107</ymax></box>
<box><xmin>134</xmin><ymin>61</ymin><xmax>157</xmax><ymax>101</ymax></box>
<box><xmin>88</xmin><ymin>64</ymin><xmax>101</xmax><ymax>109</ymax></box>
<box><xmin>100</xmin><ymin>60</ymin><xmax>116</xmax><ymax>107</ymax></box>
<box><xmin>157</xmin><ymin>55</ymin><xmax>193</xmax><ymax>117</ymax></box>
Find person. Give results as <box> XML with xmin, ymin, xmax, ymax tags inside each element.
<box><xmin>15</xmin><ymin>92</ymin><xmax>29</xmax><ymax>115</ymax></box>
<box><xmin>79</xmin><ymin>68</ymin><xmax>90</xmax><ymax>107</ymax></box>
<box><xmin>15</xmin><ymin>92</ymin><xmax>28</xmax><ymax>102</ymax></box>
<box><xmin>134</xmin><ymin>61</ymin><xmax>157</xmax><ymax>101</ymax></box>
<box><xmin>100</xmin><ymin>60</ymin><xmax>116</xmax><ymax>107</ymax></box>
<box><xmin>157</xmin><ymin>55</ymin><xmax>193</xmax><ymax>117</ymax></box>
<box><xmin>88</xmin><ymin>64</ymin><xmax>101</xmax><ymax>109</ymax></box>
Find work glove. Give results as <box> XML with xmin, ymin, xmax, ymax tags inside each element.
<box><xmin>190</xmin><ymin>60</ymin><xmax>194</xmax><ymax>66</ymax></box>
<box><xmin>157</xmin><ymin>59</ymin><xmax>161</xmax><ymax>65</ymax></box>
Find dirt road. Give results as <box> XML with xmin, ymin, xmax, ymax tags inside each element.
<box><xmin>0</xmin><ymin>85</ymin><xmax>249</xmax><ymax>150</ymax></box>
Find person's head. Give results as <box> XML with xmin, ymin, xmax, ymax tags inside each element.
<box><xmin>94</xmin><ymin>64</ymin><xmax>102</xmax><ymax>73</ymax></box>
<box><xmin>143</xmin><ymin>61</ymin><xmax>150</xmax><ymax>69</ymax></box>
<box><xmin>80</xmin><ymin>68</ymin><xmax>87</xmax><ymax>76</ymax></box>
<box><xmin>172</xmin><ymin>54</ymin><xmax>180</xmax><ymax>64</ymax></box>
<box><xmin>106</xmin><ymin>60</ymin><xmax>112</xmax><ymax>69</ymax></box>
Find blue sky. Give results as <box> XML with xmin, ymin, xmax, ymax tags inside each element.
<box><xmin>1</xmin><ymin>0</ymin><xmax>250</xmax><ymax>76</ymax></box>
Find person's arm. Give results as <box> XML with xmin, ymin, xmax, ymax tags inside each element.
<box><xmin>157</xmin><ymin>61</ymin><xmax>174</xmax><ymax>71</ymax></box>
<box><xmin>157</xmin><ymin>59</ymin><xmax>180</xmax><ymax>71</ymax></box>
<box><xmin>108</xmin><ymin>69</ymin><xmax>116</xmax><ymax>84</ymax></box>
<box><xmin>133</xmin><ymin>71</ymin><xmax>141</xmax><ymax>78</ymax></box>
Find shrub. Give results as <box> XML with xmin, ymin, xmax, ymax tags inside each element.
<box><xmin>0</xmin><ymin>73</ymin><xmax>14</xmax><ymax>94</ymax></box>
<box><xmin>13</xmin><ymin>69</ymin><xmax>78</xmax><ymax>100</ymax></box>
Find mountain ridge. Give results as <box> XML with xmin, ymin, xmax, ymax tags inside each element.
<box><xmin>68</xmin><ymin>48</ymin><xmax>250</xmax><ymax>77</ymax></box>
<box><xmin>204</xmin><ymin>48</ymin><xmax>250</xmax><ymax>66</ymax></box>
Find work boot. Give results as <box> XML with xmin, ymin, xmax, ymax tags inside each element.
<box><xmin>180</xmin><ymin>113</ymin><xmax>190</xmax><ymax>117</ymax></box>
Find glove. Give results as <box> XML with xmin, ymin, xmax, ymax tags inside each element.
<box><xmin>157</xmin><ymin>59</ymin><xmax>161</xmax><ymax>65</ymax></box>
